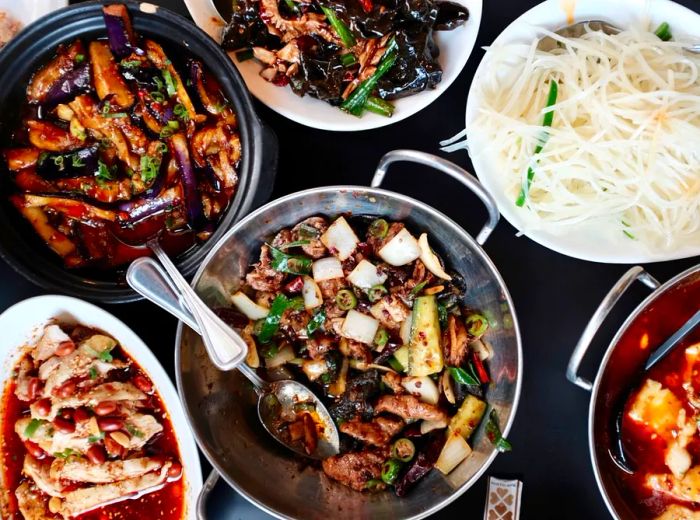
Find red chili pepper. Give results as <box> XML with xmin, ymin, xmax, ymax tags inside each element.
<box><xmin>359</xmin><ymin>0</ymin><xmax>373</xmax><ymax>13</ymax></box>
<box><xmin>471</xmin><ymin>351</ymin><xmax>490</xmax><ymax>384</ymax></box>
<box><xmin>285</xmin><ymin>275</ymin><xmax>304</xmax><ymax>294</ymax></box>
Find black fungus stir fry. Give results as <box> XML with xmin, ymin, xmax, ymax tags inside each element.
<box><xmin>3</xmin><ymin>4</ymin><xmax>241</xmax><ymax>269</ymax></box>
<box><xmin>219</xmin><ymin>0</ymin><xmax>469</xmax><ymax>117</ymax></box>
<box><xmin>220</xmin><ymin>215</ymin><xmax>511</xmax><ymax>495</ymax></box>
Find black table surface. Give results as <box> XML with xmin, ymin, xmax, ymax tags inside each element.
<box><xmin>5</xmin><ymin>0</ymin><xmax>700</xmax><ymax>518</ymax></box>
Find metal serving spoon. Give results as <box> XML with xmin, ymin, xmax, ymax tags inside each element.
<box><xmin>126</xmin><ymin>255</ymin><xmax>340</xmax><ymax>460</ymax></box>
<box><xmin>611</xmin><ymin>309</ymin><xmax>700</xmax><ymax>473</ymax></box>
<box><xmin>537</xmin><ymin>20</ymin><xmax>700</xmax><ymax>53</ymax></box>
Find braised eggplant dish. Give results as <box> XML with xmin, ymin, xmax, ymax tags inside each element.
<box><xmin>2</xmin><ymin>4</ymin><xmax>241</xmax><ymax>269</ymax></box>
<box><xmin>218</xmin><ymin>0</ymin><xmax>469</xmax><ymax>117</ymax></box>
<box><xmin>0</xmin><ymin>323</ymin><xmax>184</xmax><ymax>519</ymax></box>
<box><xmin>619</xmin><ymin>340</ymin><xmax>700</xmax><ymax>519</ymax></box>
<box><xmin>220</xmin><ymin>215</ymin><xmax>510</xmax><ymax>494</ymax></box>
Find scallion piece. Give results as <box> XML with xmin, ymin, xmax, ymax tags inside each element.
<box><xmin>365</xmin><ymin>96</ymin><xmax>395</xmax><ymax>117</ymax></box>
<box><xmin>340</xmin><ymin>53</ymin><xmax>358</xmax><ymax>67</ymax></box>
<box><xmin>24</xmin><ymin>419</ymin><xmax>43</xmax><ymax>438</ymax></box>
<box><xmin>368</xmin><ymin>218</ymin><xmax>389</xmax><ymax>238</ymax></box>
<box><xmin>341</xmin><ymin>38</ymin><xmax>398</xmax><ymax>116</ymax></box>
<box><xmin>516</xmin><ymin>79</ymin><xmax>558</xmax><ymax>207</ymax></box>
<box><xmin>654</xmin><ymin>22</ymin><xmax>672</xmax><ymax>41</ymax></box>
<box><xmin>465</xmin><ymin>313</ymin><xmax>489</xmax><ymax>337</ymax></box>
<box><xmin>374</xmin><ymin>327</ymin><xmax>389</xmax><ymax>348</ymax></box>
<box><xmin>307</xmin><ymin>308</ymin><xmax>326</xmax><ymax>335</ymax></box>
<box><xmin>162</xmin><ymin>69</ymin><xmax>177</xmax><ymax>97</ymax></box>
<box><xmin>320</xmin><ymin>6</ymin><xmax>356</xmax><ymax>48</ymax></box>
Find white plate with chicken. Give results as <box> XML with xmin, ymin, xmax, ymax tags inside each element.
<box><xmin>0</xmin><ymin>295</ymin><xmax>202</xmax><ymax>519</ymax></box>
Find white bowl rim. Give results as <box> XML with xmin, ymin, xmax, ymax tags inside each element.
<box><xmin>464</xmin><ymin>0</ymin><xmax>700</xmax><ymax>264</ymax></box>
<box><xmin>0</xmin><ymin>294</ymin><xmax>203</xmax><ymax>519</ymax></box>
<box><xmin>184</xmin><ymin>0</ymin><xmax>483</xmax><ymax>131</ymax></box>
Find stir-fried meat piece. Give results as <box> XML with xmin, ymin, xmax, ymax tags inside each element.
<box><xmin>370</xmin><ymin>295</ymin><xmax>410</xmax><ymax>330</ymax></box>
<box><xmin>280</xmin><ymin>309</ymin><xmax>310</xmax><ymax>339</ymax></box>
<box><xmin>35</xmin><ymin>324</ymin><xmax>74</xmax><ymax>362</ymax></box>
<box><xmin>322</xmin><ymin>450</ymin><xmax>385</xmax><ymax>491</ymax></box>
<box><xmin>259</xmin><ymin>0</ymin><xmax>338</xmax><ymax>44</ymax></box>
<box><xmin>443</xmin><ymin>314</ymin><xmax>469</xmax><ymax>366</ymax></box>
<box><xmin>404</xmin><ymin>259</ymin><xmax>436</xmax><ymax>294</ymax></box>
<box><xmin>246</xmin><ymin>245</ymin><xmax>285</xmax><ymax>292</ymax></box>
<box><xmin>27</xmin><ymin>120</ymin><xmax>84</xmax><ymax>152</ymax></box>
<box><xmin>30</xmin><ymin>382</ymin><xmax>145</xmax><ymax>421</ymax></box>
<box><xmin>318</xmin><ymin>278</ymin><xmax>347</xmax><ymax>300</ymax></box>
<box><xmin>367</xmin><ymin>222</ymin><xmax>404</xmax><ymax>256</ymax></box>
<box><xmin>271</xmin><ymin>228</ymin><xmax>293</xmax><ymax>248</ymax></box>
<box><xmin>306</xmin><ymin>335</ymin><xmax>336</xmax><ymax>360</ymax></box>
<box><xmin>88</xmin><ymin>41</ymin><xmax>134</xmax><ymax>108</ymax></box>
<box><xmin>324</xmin><ymin>300</ymin><xmax>347</xmax><ymax>319</ymax></box>
<box><xmin>340</xmin><ymin>416</ymin><xmax>404</xmax><ymax>447</ymax></box>
<box><xmin>24</xmin><ymin>455</ymin><xmax>64</xmax><ymax>497</ymax></box>
<box><xmin>15</xmin><ymin>482</ymin><xmax>51</xmax><ymax>520</ymax></box>
<box><xmin>341</xmin><ymin>339</ymin><xmax>372</xmax><ymax>363</ymax></box>
<box><xmin>15</xmin><ymin>357</ymin><xmax>38</xmax><ymax>402</ymax></box>
<box><xmin>375</xmin><ymin>395</ymin><xmax>448</xmax><ymax>423</ymax></box>
<box><xmin>647</xmin><ymin>465</ymin><xmax>700</xmax><ymax>503</ymax></box>
<box><xmin>292</xmin><ymin>217</ymin><xmax>328</xmax><ymax>258</ymax></box>
<box><xmin>27</xmin><ymin>40</ymin><xmax>84</xmax><ymax>103</ymax></box>
<box><xmin>57</xmin><ymin>462</ymin><xmax>172</xmax><ymax>518</ymax></box>
<box><xmin>382</xmin><ymin>372</ymin><xmax>404</xmax><ymax>394</ymax></box>
<box><xmin>51</xmin><ymin>457</ymin><xmax>164</xmax><ymax>484</ymax></box>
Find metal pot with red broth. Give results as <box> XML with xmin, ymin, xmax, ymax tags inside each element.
<box><xmin>3</xmin><ymin>4</ymin><xmax>240</xmax><ymax>270</ymax></box>
<box><xmin>567</xmin><ymin>264</ymin><xmax>700</xmax><ymax>519</ymax></box>
<box><xmin>0</xmin><ymin>322</ymin><xmax>184</xmax><ymax>519</ymax></box>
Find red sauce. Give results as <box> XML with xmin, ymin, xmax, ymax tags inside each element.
<box><xmin>593</xmin><ymin>270</ymin><xmax>700</xmax><ymax>519</ymax></box>
<box><xmin>1</xmin><ymin>344</ymin><xmax>185</xmax><ymax>520</ymax></box>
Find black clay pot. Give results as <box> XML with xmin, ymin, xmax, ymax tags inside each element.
<box><xmin>0</xmin><ymin>0</ymin><xmax>278</xmax><ymax>303</ymax></box>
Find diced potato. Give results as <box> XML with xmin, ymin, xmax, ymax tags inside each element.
<box><xmin>340</xmin><ymin>310</ymin><xmax>379</xmax><ymax>345</ymax></box>
<box><xmin>378</xmin><ymin>228</ymin><xmax>420</xmax><ymax>266</ymax></box>
<box><xmin>347</xmin><ymin>260</ymin><xmax>387</xmax><ymax>289</ymax></box>
<box><xmin>408</xmin><ymin>296</ymin><xmax>443</xmax><ymax>376</ymax></box>
<box><xmin>448</xmin><ymin>395</ymin><xmax>487</xmax><ymax>440</ymax></box>
<box><xmin>320</xmin><ymin>217</ymin><xmax>359</xmax><ymax>261</ymax></box>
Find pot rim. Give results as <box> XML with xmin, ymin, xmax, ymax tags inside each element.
<box><xmin>587</xmin><ymin>262</ymin><xmax>700</xmax><ymax>520</ymax></box>
<box><xmin>174</xmin><ymin>184</ymin><xmax>523</xmax><ymax>520</ymax></box>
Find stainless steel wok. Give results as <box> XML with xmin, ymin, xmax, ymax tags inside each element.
<box><xmin>174</xmin><ymin>150</ymin><xmax>523</xmax><ymax>519</ymax></box>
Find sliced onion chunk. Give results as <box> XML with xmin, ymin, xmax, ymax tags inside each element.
<box><xmin>418</xmin><ymin>233</ymin><xmax>452</xmax><ymax>280</ymax></box>
<box><xmin>378</xmin><ymin>228</ymin><xmax>420</xmax><ymax>266</ymax></box>
<box><xmin>320</xmin><ymin>216</ymin><xmax>359</xmax><ymax>261</ymax></box>
<box><xmin>230</xmin><ymin>291</ymin><xmax>269</xmax><ymax>320</ymax></box>
<box><xmin>340</xmin><ymin>310</ymin><xmax>379</xmax><ymax>345</ymax></box>
<box><xmin>346</xmin><ymin>259</ymin><xmax>387</xmax><ymax>289</ymax></box>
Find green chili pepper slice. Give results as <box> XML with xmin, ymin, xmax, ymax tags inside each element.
<box><xmin>368</xmin><ymin>284</ymin><xmax>387</xmax><ymax>302</ymax></box>
<box><xmin>368</xmin><ymin>218</ymin><xmax>389</xmax><ymax>238</ymax></box>
<box><xmin>449</xmin><ymin>366</ymin><xmax>480</xmax><ymax>387</ymax></box>
<box><xmin>381</xmin><ymin>459</ymin><xmax>402</xmax><ymax>485</ymax></box>
<box><xmin>654</xmin><ymin>21</ymin><xmax>672</xmax><ymax>41</ymax></box>
<box><xmin>465</xmin><ymin>313</ymin><xmax>489</xmax><ymax>337</ymax></box>
<box><xmin>336</xmin><ymin>289</ymin><xmax>357</xmax><ymax>310</ymax></box>
<box><xmin>391</xmin><ymin>438</ymin><xmax>415</xmax><ymax>462</ymax></box>
<box><xmin>374</xmin><ymin>328</ymin><xmax>389</xmax><ymax>348</ymax></box>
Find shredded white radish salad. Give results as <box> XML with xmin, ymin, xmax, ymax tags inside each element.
<box><xmin>468</xmin><ymin>24</ymin><xmax>700</xmax><ymax>249</ymax></box>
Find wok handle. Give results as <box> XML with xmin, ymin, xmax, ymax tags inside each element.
<box><xmin>371</xmin><ymin>149</ymin><xmax>500</xmax><ymax>245</ymax></box>
<box><xmin>196</xmin><ymin>470</ymin><xmax>220</xmax><ymax>520</ymax></box>
<box><xmin>566</xmin><ymin>266</ymin><xmax>660</xmax><ymax>391</ymax></box>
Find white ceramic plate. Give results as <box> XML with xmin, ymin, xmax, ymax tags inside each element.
<box><xmin>0</xmin><ymin>295</ymin><xmax>202</xmax><ymax>519</ymax></box>
<box><xmin>184</xmin><ymin>0</ymin><xmax>482</xmax><ymax>131</ymax></box>
<box><xmin>0</xmin><ymin>0</ymin><xmax>67</xmax><ymax>29</ymax></box>
<box><xmin>465</xmin><ymin>0</ymin><xmax>700</xmax><ymax>264</ymax></box>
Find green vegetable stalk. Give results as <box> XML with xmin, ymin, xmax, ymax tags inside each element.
<box><xmin>320</xmin><ymin>6</ymin><xmax>356</xmax><ymax>48</ymax></box>
<box><xmin>341</xmin><ymin>38</ymin><xmax>398</xmax><ymax>116</ymax></box>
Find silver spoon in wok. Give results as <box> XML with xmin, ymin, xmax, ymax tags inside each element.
<box><xmin>125</xmin><ymin>251</ymin><xmax>340</xmax><ymax>462</ymax></box>
<box><xmin>610</xmin><ymin>309</ymin><xmax>700</xmax><ymax>474</ymax></box>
